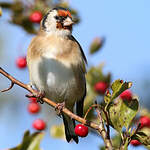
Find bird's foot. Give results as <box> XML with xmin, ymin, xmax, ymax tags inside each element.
<box><xmin>55</xmin><ymin>102</ymin><xmax>65</xmax><ymax>116</ymax></box>
<box><xmin>36</xmin><ymin>91</ymin><xmax>45</xmax><ymax>104</ymax></box>
<box><xmin>26</xmin><ymin>91</ymin><xmax>45</xmax><ymax>104</ymax></box>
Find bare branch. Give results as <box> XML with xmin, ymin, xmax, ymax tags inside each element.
<box><xmin>1</xmin><ymin>81</ymin><xmax>14</xmax><ymax>92</ymax></box>
<box><xmin>102</xmin><ymin>108</ymin><xmax>111</xmax><ymax>140</ymax></box>
<box><xmin>96</xmin><ymin>106</ymin><xmax>113</xmax><ymax>150</ymax></box>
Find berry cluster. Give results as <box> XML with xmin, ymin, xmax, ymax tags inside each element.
<box><xmin>28</xmin><ymin>97</ymin><xmax>46</xmax><ymax>131</ymax></box>
<box><xmin>94</xmin><ymin>81</ymin><xmax>145</xmax><ymax>147</ymax></box>
<box><xmin>130</xmin><ymin>115</ymin><xmax>150</xmax><ymax>146</ymax></box>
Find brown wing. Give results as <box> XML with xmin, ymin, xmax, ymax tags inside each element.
<box><xmin>69</xmin><ymin>35</ymin><xmax>87</xmax><ymax>117</ymax></box>
<box><xmin>69</xmin><ymin>35</ymin><xmax>87</xmax><ymax>64</ymax></box>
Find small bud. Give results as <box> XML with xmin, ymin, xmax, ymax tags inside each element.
<box><xmin>90</xmin><ymin>37</ymin><xmax>105</xmax><ymax>54</ymax></box>
<box><xmin>120</xmin><ymin>80</ymin><xmax>123</xmax><ymax>83</ymax></box>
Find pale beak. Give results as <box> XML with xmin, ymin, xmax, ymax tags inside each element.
<box><xmin>63</xmin><ymin>17</ymin><xmax>74</xmax><ymax>26</ymax></box>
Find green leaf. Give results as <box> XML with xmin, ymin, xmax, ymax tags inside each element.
<box><xmin>108</xmin><ymin>97</ymin><xmax>139</xmax><ymax>132</ymax></box>
<box><xmin>50</xmin><ymin>124</ymin><xmax>65</xmax><ymax>139</ymax></box>
<box><xmin>132</xmin><ymin>131</ymin><xmax>150</xmax><ymax>146</ymax></box>
<box><xmin>27</xmin><ymin>132</ymin><xmax>44</xmax><ymax>150</ymax></box>
<box><xmin>10</xmin><ymin>130</ymin><xmax>44</xmax><ymax>150</ymax></box>
<box><xmin>111</xmin><ymin>79</ymin><xmax>132</xmax><ymax>101</ymax></box>
<box><xmin>86</xmin><ymin>64</ymin><xmax>111</xmax><ymax>87</ymax></box>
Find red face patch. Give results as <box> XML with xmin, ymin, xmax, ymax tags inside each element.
<box><xmin>58</xmin><ymin>10</ymin><xmax>72</xmax><ymax>18</ymax></box>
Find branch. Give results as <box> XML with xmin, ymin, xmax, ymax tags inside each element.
<box><xmin>102</xmin><ymin>108</ymin><xmax>111</xmax><ymax>140</ymax></box>
<box><xmin>95</xmin><ymin>104</ymin><xmax>113</xmax><ymax>150</ymax></box>
<box><xmin>0</xmin><ymin>67</ymin><xmax>113</xmax><ymax>149</ymax></box>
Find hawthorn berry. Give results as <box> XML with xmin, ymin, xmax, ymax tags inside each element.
<box><xmin>94</xmin><ymin>82</ymin><xmax>108</xmax><ymax>94</ymax></box>
<box><xmin>16</xmin><ymin>56</ymin><xmax>27</xmax><ymax>69</ymax></box>
<box><xmin>29</xmin><ymin>97</ymin><xmax>37</xmax><ymax>102</ymax></box>
<box><xmin>29</xmin><ymin>11</ymin><xmax>42</xmax><ymax>23</ymax></box>
<box><xmin>74</xmin><ymin>124</ymin><xmax>88</xmax><ymax>137</ymax></box>
<box><xmin>27</xmin><ymin>102</ymin><xmax>40</xmax><ymax>114</ymax></box>
<box><xmin>120</xmin><ymin>90</ymin><xmax>132</xmax><ymax>101</ymax></box>
<box><xmin>32</xmin><ymin>119</ymin><xmax>46</xmax><ymax>130</ymax></box>
<box><xmin>130</xmin><ymin>140</ymin><xmax>141</xmax><ymax>146</ymax></box>
<box><xmin>139</xmin><ymin>116</ymin><xmax>150</xmax><ymax>129</ymax></box>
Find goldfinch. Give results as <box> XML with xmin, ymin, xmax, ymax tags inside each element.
<box><xmin>27</xmin><ymin>7</ymin><xmax>87</xmax><ymax>143</ymax></box>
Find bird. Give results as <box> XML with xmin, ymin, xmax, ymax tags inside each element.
<box><xmin>27</xmin><ymin>7</ymin><xmax>87</xmax><ymax>143</ymax></box>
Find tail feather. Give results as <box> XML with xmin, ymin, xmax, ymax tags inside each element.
<box><xmin>62</xmin><ymin>113</ymin><xmax>78</xmax><ymax>143</ymax></box>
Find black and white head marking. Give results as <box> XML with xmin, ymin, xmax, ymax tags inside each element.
<box><xmin>41</xmin><ymin>7</ymin><xmax>73</xmax><ymax>36</ymax></box>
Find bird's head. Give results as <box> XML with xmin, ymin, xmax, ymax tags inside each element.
<box><xmin>41</xmin><ymin>7</ymin><xmax>74</xmax><ymax>36</ymax></box>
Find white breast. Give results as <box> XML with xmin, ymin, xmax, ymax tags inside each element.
<box><xmin>30</xmin><ymin>54</ymin><xmax>83</xmax><ymax>104</ymax></box>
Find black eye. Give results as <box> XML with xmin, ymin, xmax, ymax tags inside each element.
<box><xmin>55</xmin><ymin>16</ymin><xmax>59</xmax><ymax>20</ymax></box>
<box><xmin>54</xmin><ymin>16</ymin><xmax>66</xmax><ymax>22</ymax></box>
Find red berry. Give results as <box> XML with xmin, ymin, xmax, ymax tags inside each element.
<box><xmin>27</xmin><ymin>102</ymin><xmax>40</xmax><ymax>114</ymax></box>
<box><xmin>32</xmin><ymin>119</ymin><xmax>46</xmax><ymax>130</ymax></box>
<box><xmin>29</xmin><ymin>97</ymin><xmax>37</xmax><ymax>102</ymax></box>
<box><xmin>139</xmin><ymin>116</ymin><xmax>150</xmax><ymax>129</ymax></box>
<box><xmin>120</xmin><ymin>90</ymin><xmax>132</xmax><ymax>101</ymax></box>
<box><xmin>130</xmin><ymin>140</ymin><xmax>141</xmax><ymax>146</ymax></box>
<box><xmin>16</xmin><ymin>56</ymin><xmax>27</xmax><ymax>69</ymax></box>
<box><xmin>74</xmin><ymin>124</ymin><xmax>88</xmax><ymax>137</ymax></box>
<box><xmin>94</xmin><ymin>82</ymin><xmax>108</xmax><ymax>94</ymax></box>
<box><xmin>29</xmin><ymin>11</ymin><xmax>42</xmax><ymax>23</ymax></box>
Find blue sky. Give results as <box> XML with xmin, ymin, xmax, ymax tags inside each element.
<box><xmin>71</xmin><ymin>0</ymin><xmax>150</xmax><ymax>78</ymax></box>
<box><xmin>0</xmin><ymin>0</ymin><xmax>150</xmax><ymax>149</ymax></box>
